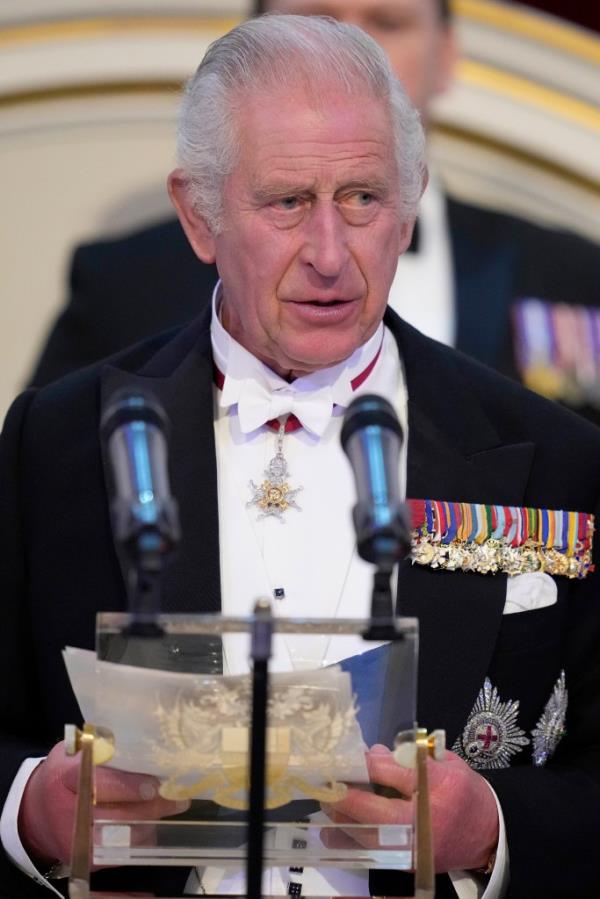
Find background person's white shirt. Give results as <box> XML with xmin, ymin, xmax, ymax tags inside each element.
<box><xmin>389</xmin><ymin>175</ymin><xmax>455</xmax><ymax>346</ymax></box>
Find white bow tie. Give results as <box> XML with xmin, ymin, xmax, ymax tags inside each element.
<box><xmin>230</xmin><ymin>377</ymin><xmax>335</xmax><ymax>437</ymax></box>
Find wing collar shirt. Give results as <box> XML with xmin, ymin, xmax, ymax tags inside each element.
<box><xmin>211</xmin><ymin>279</ymin><xmax>408</xmax><ymax>676</ymax></box>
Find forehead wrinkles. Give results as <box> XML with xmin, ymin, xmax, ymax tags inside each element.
<box><xmin>239</xmin><ymin>87</ymin><xmax>393</xmax><ymax>151</ymax></box>
<box><xmin>251</xmin><ymin>138</ymin><xmax>394</xmax><ymax>184</ymax></box>
<box><xmin>260</xmin><ymin>136</ymin><xmax>388</xmax><ymax>159</ymax></box>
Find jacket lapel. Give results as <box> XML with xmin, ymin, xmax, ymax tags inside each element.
<box><xmin>100</xmin><ymin>306</ymin><xmax>221</xmax><ymax>614</ymax></box>
<box><xmin>386</xmin><ymin>310</ymin><xmax>535</xmax><ymax>742</ymax></box>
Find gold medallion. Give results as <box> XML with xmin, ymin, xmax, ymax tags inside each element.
<box><xmin>248</xmin><ymin>421</ymin><xmax>302</xmax><ymax>522</ymax></box>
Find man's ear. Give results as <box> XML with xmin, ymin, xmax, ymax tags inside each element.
<box><xmin>167</xmin><ymin>169</ymin><xmax>217</xmax><ymax>263</ymax></box>
<box><xmin>399</xmin><ymin>167</ymin><xmax>428</xmax><ymax>252</ymax></box>
<box><xmin>399</xmin><ymin>217</ymin><xmax>416</xmax><ymax>254</ymax></box>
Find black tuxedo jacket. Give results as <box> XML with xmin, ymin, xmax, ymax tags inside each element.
<box><xmin>29</xmin><ymin>199</ymin><xmax>600</xmax><ymax>424</ymax></box>
<box><xmin>4</xmin><ymin>307</ymin><xmax>600</xmax><ymax>898</ymax></box>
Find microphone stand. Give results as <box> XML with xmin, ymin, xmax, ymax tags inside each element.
<box><xmin>363</xmin><ymin>563</ymin><xmax>398</xmax><ymax>642</ymax></box>
<box><xmin>123</xmin><ymin>530</ymin><xmax>171</xmax><ymax>637</ymax></box>
<box><xmin>340</xmin><ymin>394</ymin><xmax>411</xmax><ymax>644</ymax></box>
<box><xmin>246</xmin><ymin>598</ymin><xmax>273</xmax><ymax>899</ymax></box>
<box><xmin>362</xmin><ymin>532</ymin><xmax>409</xmax><ymax>644</ymax></box>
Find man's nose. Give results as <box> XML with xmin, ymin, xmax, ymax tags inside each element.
<box><xmin>300</xmin><ymin>202</ymin><xmax>349</xmax><ymax>278</ymax></box>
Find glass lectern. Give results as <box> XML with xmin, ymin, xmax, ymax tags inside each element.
<box><xmin>64</xmin><ymin>610</ymin><xmax>443</xmax><ymax>899</ymax></box>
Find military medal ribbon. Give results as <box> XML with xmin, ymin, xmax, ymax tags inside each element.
<box><xmin>406</xmin><ymin>499</ymin><xmax>594</xmax><ymax>578</ymax></box>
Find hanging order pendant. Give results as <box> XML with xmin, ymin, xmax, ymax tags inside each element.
<box><xmin>247</xmin><ymin>420</ymin><xmax>303</xmax><ymax>522</ymax></box>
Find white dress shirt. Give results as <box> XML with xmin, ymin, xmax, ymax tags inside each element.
<box><xmin>211</xmin><ymin>287</ymin><xmax>407</xmax><ymax>674</ymax></box>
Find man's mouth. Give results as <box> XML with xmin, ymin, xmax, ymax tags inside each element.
<box><xmin>283</xmin><ymin>296</ymin><xmax>360</xmax><ymax>324</ymax></box>
<box><xmin>306</xmin><ymin>299</ymin><xmax>347</xmax><ymax>306</ymax></box>
<box><xmin>288</xmin><ymin>297</ymin><xmax>355</xmax><ymax>306</ymax></box>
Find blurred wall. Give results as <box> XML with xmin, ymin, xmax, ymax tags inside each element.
<box><xmin>0</xmin><ymin>0</ymin><xmax>599</xmax><ymax>420</ymax></box>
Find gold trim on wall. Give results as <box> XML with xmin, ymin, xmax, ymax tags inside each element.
<box><xmin>432</xmin><ymin>121</ymin><xmax>600</xmax><ymax>197</ymax></box>
<box><xmin>3</xmin><ymin>58</ymin><xmax>597</xmax><ymax>137</ymax></box>
<box><xmin>4</xmin><ymin>5</ymin><xmax>597</xmax><ymax>65</ymax></box>
<box><xmin>0</xmin><ymin>81</ymin><xmax>183</xmax><ymax>109</ymax></box>
<box><xmin>458</xmin><ymin>59</ymin><xmax>600</xmax><ymax>132</ymax></box>
<box><xmin>453</xmin><ymin>0</ymin><xmax>600</xmax><ymax>64</ymax></box>
<box><xmin>0</xmin><ymin>16</ymin><xmax>242</xmax><ymax>48</ymax></box>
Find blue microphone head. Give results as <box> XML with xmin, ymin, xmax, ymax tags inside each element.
<box><xmin>341</xmin><ymin>394</ymin><xmax>403</xmax><ymax>450</ymax></box>
<box><xmin>101</xmin><ymin>390</ymin><xmax>180</xmax><ymax>563</ymax></box>
<box><xmin>341</xmin><ymin>394</ymin><xmax>410</xmax><ymax>568</ymax></box>
<box><xmin>101</xmin><ymin>390</ymin><xmax>168</xmax><ymax>440</ymax></box>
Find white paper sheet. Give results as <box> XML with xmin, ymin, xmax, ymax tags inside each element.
<box><xmin>63</xmin><ymin>647</ymin><xmax>370</xmax><ymax>799</ymax></box>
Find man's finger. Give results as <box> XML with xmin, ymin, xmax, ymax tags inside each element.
<box><xmin>62</xmin><ymin>765</ymin><xmax>164</xmax><ymax>803</ymax></box>
<box><xmin>366</xmin><ymin>751</ymin><xmax>417</xmax><ymax>795</ymax></box>
<box><xmin>324</xmin><ymin>786</ymin><xmax>412</xmax><ymax>826</ymax></box>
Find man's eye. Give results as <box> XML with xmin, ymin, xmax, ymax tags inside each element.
<box><xmin>274</xmin><ymin>196</ymin><xmax>300</xmax><ymax>211</ymax></box>
<box><xmin>357</xmin><ymin>192</ymin><xmax>374</xmax><ymax>206</ymax></box>
<box><xmin>345</xmin><ymin>192</ymin><xmax>376</xmax><ymax>206</ymax></box>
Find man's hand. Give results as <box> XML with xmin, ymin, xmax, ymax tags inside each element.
<box><xmin>18</xmin><ymin>741</ymin><xmax>190</xmax><ymax>867</ymax></box>
<box><xmin>323</xmin><ymin>744</ymin><xmax>499</xmax><ymax>873</ymax></box>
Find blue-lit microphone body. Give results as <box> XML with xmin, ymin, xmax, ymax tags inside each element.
<box><xmin>101</xmin><ymin>392</ymin><xmax>180</xmax><ymax>569</ymax></box>
<box><xmin>341</xmin><ymin>394</ymin><xmax>411</xmax><ymax>569</ymax></box>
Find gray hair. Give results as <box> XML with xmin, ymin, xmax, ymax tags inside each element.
<box><xmin>177</xmin><ymin>14</ymin><xmax>426</xmax><ymax>232</ymax></box>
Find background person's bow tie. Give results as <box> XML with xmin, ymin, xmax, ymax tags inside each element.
<box><xmin>236</xmin><ymin>378</ymin><xmax>335</xmax><ymax>437</ymax></box>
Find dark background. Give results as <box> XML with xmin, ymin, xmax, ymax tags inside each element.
<box><xmin>517</xmin><ymin>1</ymin><xmax>599</xmax><ymax>33</ymax></box>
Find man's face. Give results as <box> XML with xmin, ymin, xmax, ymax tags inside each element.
<box><xmin>265</xmin><ymin>0</ymin><xmax>455</xmax><ymax>119</ymax></box>
<box><xmin>182</xmin><ymin>86</ymin><xmax>412</xmax><ymax>378</ymax></box>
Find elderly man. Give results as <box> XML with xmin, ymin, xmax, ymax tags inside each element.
<box><xmin>28</xmin><ymin>1</ymin><xmax>600</xmax><ymax>426</ymax></box>
<box><xmin>2</xmin><ymin>14</ymin><xmax>600</xmax><ymax>899</ymax></box>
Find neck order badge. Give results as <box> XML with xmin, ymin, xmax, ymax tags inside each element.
<box><xmin>247</xmin><ymin>418</ymin><xmax>304</xmax><ymax>522</ymax></box>
<box><xmin>213</xmin><ymin>338</ymin><xmax>383</xmax><ymax>522</ymax></box>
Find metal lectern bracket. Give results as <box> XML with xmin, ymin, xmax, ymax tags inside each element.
<box><xmin>65</xmin><ymin>723</ymin><xmax>115</xmax><ymax>899</ymax></box>
<box><xmin>391</xmin><ymin>727</ymin><xmax>446</xmax><ymax>899</ymax></box>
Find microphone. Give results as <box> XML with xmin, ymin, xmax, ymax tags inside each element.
<box><xmin>341</xmin><ymin>394</ymin><xmax>411</xmax><ymax>571</ymax></box>
<box><xmin>101</xmin><ymin>391</ymin><xmax>180</xmax><ymax>574</ymax></box>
